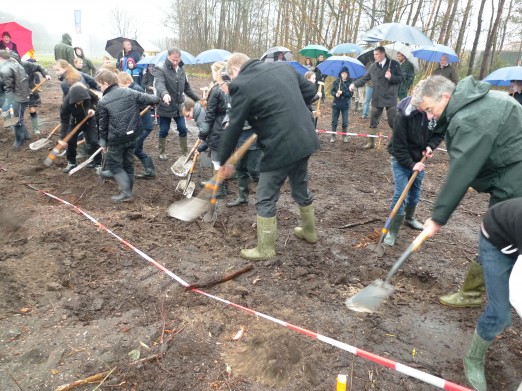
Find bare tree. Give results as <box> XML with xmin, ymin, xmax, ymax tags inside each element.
<box><xmin>109</xmin><ymin>7</ymin><xmax>140</xmax><ymax>39</ymax></box>
<box><xmin>479</xmin><ymin>0</ymin><xmax>507</xmax><ymax>78</ymax></box>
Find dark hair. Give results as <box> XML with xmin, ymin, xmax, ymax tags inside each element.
<box><xmin>374</xmin><ymin>46</ymin><xmax>386</xmax><ymax>54</ymax></box>
<box><xmin>95</xmin><ymin>69</ymin><xmax>118</xmax><ymax>86</ymax></box>
<box><xmin>2</xmin><ymin>32</ymin><xmax>11</xmax><ymax>38</ymax></box>
<box><xmin>168</xmin><ymin>47</ymin><xmax>181</xmax><ymax>56</ymax></box>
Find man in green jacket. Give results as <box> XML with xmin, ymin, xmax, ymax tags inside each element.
<box><xmin>397</xmin><ymin>52</ymin><xmax>415</xmax><ymax>100</ymax></box>
<box><xmin>54</xmin><ymin>33</ymin><xmax>75</xmax><ymax>65</ymax></box>
<box><xmin>414</xmin><ymin>75</ymin><xmax>522</xmax><ymax>390</ymax></box>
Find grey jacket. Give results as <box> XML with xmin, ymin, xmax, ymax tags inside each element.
<box><xmin>0</xmin><ymin>57</ymin><xmax>30</xmax><ymax>103</ymax></box>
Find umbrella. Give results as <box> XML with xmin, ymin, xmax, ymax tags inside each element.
<box><xmin>483</xmin><ymin>66</ymin><xmax>522</xmax><ymax>87</ymax></box>
<box><xmin>316</xmin><ymin>56</ymin><xmax>366</xmax><ymax>78</ymax></box>
<box><xmin>105</xmin><ymin>37</ymin><xmax>144</xmax><ymax>58</ymax></box>
<box><xmin>411</xmin><ymin>43</ymin><xmax>459</xmax><ymax>63</ymax></box>
<box><xmin>136</xmin><ymin>55</ymin><xmax>156</xmax><ymax>68</ymax></box>
<box><xmin>260</xmin><ymin>46</ymin><xmax>293</xmax><ymax>62</ymax></box>
<box><xmin>195</xmin><ymin>49</ymin><xmax>231</xmax><ymax>64</ymax></box>
<box><xmin>356</xmin><ymin>47</ymin><xmax>376</xmax><ymax>66</ymax></box>
<box><xmin>384</xmin><ymin>43</ymin><xmax>419</xmax><ymax>72</ymax></box>
<box><xmin>285</xmin><ymin>61</ymin><xmax>309</xmax><ymax>76</ymax></box>
<box><xmin>360</xmin><ymin>23</ymin><xmax>433</xmax><ymax>47</ymax></box>
<box><xmin>143</xmin><ymin>50</ymin><xmax>196</xmax><ymax>66</ymax></box>
<box><xmin>0</xmin><ymin>22</ymin><xmax>33</xmax><ymax>57</ymax></box>
<box><xmin>298</xmin><ymin>44</ymin><xmax>332</xmax><ymax>59</ymax></box>
<box><xmin>329</xmin><ymin>43</ymin><xmax>362</xmax><ymax>55</ymax></box>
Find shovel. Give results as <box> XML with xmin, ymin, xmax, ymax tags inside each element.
<box><xmin>31</xmin><ymin>78</ymin><xmax>48</xmax><ymax>93</ymax></box>
<box><xmin>345</xmin><ymin>229</ymin><xmax>430</xmax><ymax>313</ymax></box>
<box><xmin>68</xmin><ymin>147</ymin><xmax>103</xmax><ymax>176</ymax></box>
<box><xmin>43</xmin><ymin>112</ymin><xmax>94</xmax><ymax>167</ymax></box>
<box><xmin>167</xmin><ymin>134</ymin><xmax>258</xmax><ymax>221</ymax></box>
<box><xmin>314</xmin><ymin>81</ymin><xmax>324</xmax><ymax>128</ymax></box>
<box><xmin>171</xmin><ymin>138</ymin><xmax>202</xmax><ymax>177</ymax></box>
<box><xmin>368</xmin><ymin>156</ymin><xmax>427</xmax><ymax>257</ymax></box>
<box><xmin>175</xmin><ymin>151</ymin><xmax>199</xmax><ymax>198</ymax></box>
<box><xmin>29</xmin><ymin>124</ymin><xmax>60</xmax><ymax>150</ymax></box>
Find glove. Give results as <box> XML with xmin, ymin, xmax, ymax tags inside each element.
<box><xmin>198</xmin><ymin>132</ymin><xmax>207</xmax><ymax>141</ymax></box>
<box><xmin>197</xmin><ymin>142</ymin><xmax>209</xmax><ymax>153</ymax></box>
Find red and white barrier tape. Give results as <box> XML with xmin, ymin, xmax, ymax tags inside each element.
<box><xmin>27</xmin><ymin>184</ymin><xmax>472</xmax><ymax>391</ymax></box>
<box><xmin>316</xmin><ymin>129</ymin><xmax>388</xmax><ymax>139</ymax></box>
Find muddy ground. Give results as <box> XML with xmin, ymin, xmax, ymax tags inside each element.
<box><xmin>0</xmin><ymin>71</ymin><xmax>520</xmax><ymax>391</ymax></box>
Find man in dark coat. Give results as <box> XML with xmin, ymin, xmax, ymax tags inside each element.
<box><xmin>218</xmin><ymin>53</ymin><xmax>320</xmax><ymax>260</ymax></box>
<box><xmin>350</xmin><ymin>46</ymin><xmax>404</xmax><ymax>149</ymax></box>
<box><xmin>154</xmin><ymin>47</ymin><xmax>201</xmax><ymax>160</ymax></box>
<box><xmin>116</xmin><ymin>40</ymin><xmax>141</xmax><ymax>72</ymax></box>
<box><xmin>54</xmin><ymin>33</ymin><xmax>75</xmax><ymax>65</ymax></box>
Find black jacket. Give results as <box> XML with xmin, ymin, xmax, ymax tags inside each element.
<box><xmin>60</xmin><ymin>83</ymin><xmax>98</xmax><ymax>138</ymax></box>
<box><xmin>218</xmin><ymin>59</ymin><xmax>319</xmax><ymax>171</ymax></box>
<box><xmin>200</xmin><ymin>84</ymin><xmax>227</xmax><ymax>151</ymax></box>
<box><xmin>0</xmin><ymin>57</ymin><xmax>30</xmax><ymax>103</ymax></box>
<box><xmin>96</xmin><ymin>84</ymin><xmax>159</xmax><ymax>147</ymax></box>
<box><xmin>387</xmin><ymin>96</ymin><xmax>445</xmax><ymax>169</ymax></box>
<box><xmin>482</xmin><ymin>198</ymin><xmax>522</xmax><ymax>259</ymax></box>
<box><xmin>331</xmin><ymin>73</ymin><xmax>354</xmax><ymax>109</ymax></box>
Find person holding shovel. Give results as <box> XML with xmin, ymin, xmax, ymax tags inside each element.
<box><xmin>22</xmin><ymin>58</ymin><xmax>51</xmax><ymax>135</ymax></box>
<box><xmin>383</xmin><ymin>80</ymin><xmax>445</xmax><ymax>246</ymax></box>
<box><xmin>330</xmin><ymin>66</ymin><xmax>353</xmax><ymax>143</ymax></box>
<box><xmin>217</xmin><ymin>53</ymin><xmax>320</xmax><ymax>260</ymax></box>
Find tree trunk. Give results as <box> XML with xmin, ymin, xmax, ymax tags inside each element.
<box><xmin>479</xmin><ymin>0</ymin><xmax>506</xmax><ymax>78</ymax></box>
<box><xmin>467</xmin><ymin>0</ymin><xmax>487</xmax><ymax>76</ymax></box>
<box><xmin>455</xmin><ymin>0</ymin><xmax>473</xmax><ymax>57</ymax></box>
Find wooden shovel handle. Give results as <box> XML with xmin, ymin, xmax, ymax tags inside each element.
<box><xmin>47</xmin><ymin>123</ymin><xmax>61</xmax><ymax>138</ymax></box>
<box><xmin>61</xmin><ymin>112</ymin><xmax>94</xmax><ymax>145</ymax></box>
<box><xmin>389</xmin><ymin>155</ymin><xmax>427</xmax><ymax>220</ymax></box>
<box><xmin>31</xmin><ymin>78</ymin><xmax>48</xmax><ymax>93</ymax></box>
<box><xmin>140</xmin><ymin>106</ymin><xmax>152</xmax><ymax>117</ymax></box>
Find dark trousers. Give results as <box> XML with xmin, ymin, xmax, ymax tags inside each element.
<box><xmin>158</xmin><ymin>115</ymin><xmax>187</xmax><ymax>138</ymax></box>
<box><xmin>236</xmin><ymin>149</ymin><xmax>261</xmax><ymax>182</ymax></box>
<box><xmin>106</xmin><ymin>140</ymin><xmax>136</xmax><ymax>178</ymax></box>
<box><xmin>66</xmin><ymin>121</ymin><xmax>100</xmax><ymax>165</ymax></box>
<box><xmin>255</xmin><ymin>156</ymin><xmax>313</xmax><ymax>218</ymax></box>
<box><xmin>331</xmin><ymin>105</ymin><xmax>349</xmax><ymax>129</ymax></box>
<box><xmin>134</xmin><ymin>128</ymin><xmax>153</xmax><ymax>160</ymax></box>
<box><xmin>370</xmin><ymin>106</ymin><xmax>397</xmax><ymax>130</ymax></box>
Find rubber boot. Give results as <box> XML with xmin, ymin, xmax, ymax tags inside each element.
<box><xmin>111</xmin><ymin>171</ymin><xmax>133</xmax><ymax>202</ymax></box>
<box><xmin>383</xmin><ymin>214</ymin><xmax>405</xmax><ymax>246</ymax></box>
<box><xmin>136</xmin><ymin>156</ymin><xmax>156</xmax><ymax>179</ymax></box>
<box><xmin>404</xmin><ymin>203</ymin><xmax>424</xmax><ymax>230</ymax></box>
<box><xmin>463</xmin><ymin>330</ymin><xmax>491</xmax><ymax>391</ymax></box>
<box><xmin>330</xmin><ymin>126</ymin><xmax>337</xmax><ymax>143</ymax></box>
<box><xmin>97</xmin><ymin>168</ymin><xmax>114</xmax><ymax>179</ymax></box>
<box><xmin>240</xmin><ymin>215</ymin><xmax>277</xmax><ymax>260</ymax></box>
<box><xmin>293</xmin><ymin>204</ymin><xmax>318</xmax><ymax>244</ymax></box>
<box><xmin>439</xmin><ymin>261</ymin><xmax>485</xmax><ymax>307</ymax></box>
<box><xmin>179</xmin><ymin>136</ymin><xmax>188</xmax><ymax>156</ymax></box>
<box><xmin>158</xmin><ymin>137</ymin><xmax>167</xmax><ymax>160</ymax></box>
<box><xmin>227</xmin><ymin>177</ymin><xmax>249</xmax><ymax>207</ymax></box>
<box><xmin>363</xmin><ymin>133</ymin><xmax>375</xmax><ymax>149</ymax></box>
<box><xmin>12</xmin><ymin>124</ymin><xmax>27</xmax><ymax>149</ymax></box>
<box><xmin>30</xmin><ymin>112</ymin><xmax>40</xmax><ymax>135</ymax></box>
<box><xmin>216</xmin><ymin>180</ymin><xmax>229</xmax><ymax>199</ymax></box>
<box><xmin>342</xmin><ymin>126</ymin><xmax>349</xmax><ymax>143</ymax></box>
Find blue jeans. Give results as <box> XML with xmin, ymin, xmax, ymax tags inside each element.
<box><xmin>331</xmin><ymin>104</ymin><xmax>349</xmax><ymax>129</ymax></box>
<box><xmin>477</xmin><ymin>233</ymin><xmax>515</xmax><ymax>341</ymax></box>
<box><xmin>362</xmin><ymin>86</ymin><xmax>373</xmax><ymax>117</ymax></box>
<box><xmin>158</xmin><ymin>115</ymin><xmax>187</xmax><ymax>138</ymax></box>
<box><xmin>134</xmin><ymin>128</ymin><xmax>153</xmax><ymax>160</ymax></box>
<box><xmin>390</xmin><ymin>158</ymin><xmax>425</xmax><ymax>214</ymax></box>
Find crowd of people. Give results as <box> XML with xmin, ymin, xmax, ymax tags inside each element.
<box><xmin>0</xmin><ymin>30</ymin><xmax>521</xmax><ymax>390</ymax></box>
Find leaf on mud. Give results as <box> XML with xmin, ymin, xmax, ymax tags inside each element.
<box><xmin>51</xmin><ymin>369</ymin><xmax>59</xmax><ymax>375</ymax></box>
<box><xmin>232</xmin><ymin>326</ymin><xmax>245</xmax><ymax>340</ymax></box>
<box><xmin>411</xmin><ymin>348</ymin><xmax>417</xmax><ymax>358</ymax></box>
<box><xmin>139</xmin><ymin>341</ymin><xmax>150</xmax><ymax>349</ymax></box>
<box><xmin>225</xmin><ymin>362</ymin><xmax>232</xmax><ymax>375</ymax></box>
<box><xmin>252</xmin><ymin>276</ymin><xmax>261</xmax><ymax>284</ymax></box>
<box><xmin>128</xmin><ymin>349</ymin><xmax>141</xmax><ymax>360</ymax></box>
<box><xmin>19</xmin><ymin>307</ymin><xmax>31</xmax><ymax>313</ymax></box>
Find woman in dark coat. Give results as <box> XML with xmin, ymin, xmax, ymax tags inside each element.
<box><xmin>22</xmin><ymin>60</ymin><xmax>51</xmax><ymax>134</ymax></box>
<box><xmin>0</xmin><ymin>32</ymin><xmax>19</xmax><ymax>55</ymax></box>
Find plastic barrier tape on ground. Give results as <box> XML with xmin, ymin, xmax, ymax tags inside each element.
<box><xmin>27</xmin><ymin>185</ymin><xmax>473</xmax><ymax>391</ymax></box>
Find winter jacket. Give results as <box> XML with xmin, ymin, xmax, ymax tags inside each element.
<box><xmin>387</xmin><ymin>96</ymin><xmax>445</xmax><ymax>169</ymax></box>
<box><xmin>116</xmin><ymin>49</ymin><xmax>141</xmax><ymax>72</ymax></box>
<box><xmin>432</xmin><ymin>64</ymin><xmax>459</xmax><ymax>85</ymax></box>
<box><xmin>96</xmin><ymin>84</ymin><xmax>159</xmax><ymax>147</ymax></box>
<box><xmin>0</xmin><ymin>41</ymin><xmax>18</xmax><ymax>55</ymax></box>
<box><xmin>141</xmin><ymin>70</ymin><xmax>155</xmax><ymax>93</ymax></box>
<box><xmin>154</xmin><ymin>59</ymin><xmax>200</xmax><ymax>117</ymax></box>
<box><xmin>22</xmin><ymin>60</ymin><xmax>48</xmax><ymax>106</ymax></box>
<box><xmin>218</xmin><ymin>59</ymin><xmax>319</xmax><ymax>171</ymax></box>
<box><xmin>398</xmin><ymin>59</ymin><xmax>415</xmax><ymax>98</ymax></box>
<box><xmin>353</xmin><ymin>56</ymin><xmax>404</xmax><ymax>108</ymax></box>
<box><xmin>192</xmin><ymin>102</ymin><xmax>206</xmax><ymax>130</ymax></box>
<box><xmin>0</xmin><ymin>57</ymin><xmax>30</xmax><ymax>103</ymax></box>
<box><xmin>482</xmin><ymin>198</ymin><xmax>522</xmax><ymax>260</ymax></box>
<box><xmin>54</xmin><ymin>34</ymin><xmax>75</xmax><ymax>65</ymax></box>
<box><xmin>73</xmin><ymin>47</ymin><xmax>96</xmax><ymax>76</ymax></box>
<box><xmin>200</xmin><ymin>84</ymin><xmax>227</xmax><ymax>151</ymax></box>
<box><xmin>512</xmin><ymin>91</ymin><xmax>522</xmax><ymax>105</ymax></box>
<box><xmin>60</xmin><ymin>83</ymin><xmax>98</xmax><ymax>138</ymax></box>
<box><xmin>432</xmin><ymin>76</ymin><xmax>522</xmax><ymax>225</ymax></box>
<box><xmin>331</xmin><ymin>70</ymin><xmax>354</xmax><ymax>109</ymax></box>
<box><xmin>59</xmin><ymin>72</ymin><xmax>99</xmax><ymax>97</ymax></box>
<box><xmin>129</xmin><ymin>82</ymin><xmax>154</xmax><ymax>131</ymax></box>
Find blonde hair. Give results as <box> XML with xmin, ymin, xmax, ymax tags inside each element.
<box><xmin>305</xmin><ymin>71</ymin><xmax>315</xmax><ymax>81</ymax></box>
<box><xmin>117</xmin><ymin>72</ymin><xmax>133</xmax><ymax>86</ymax></box>
<box><xmin>211</xmin><ymin>61</ymin><xmax>227</xmax><ymax>82</ymax></box>
<box><xmin>180</xmin><ymin>97</ymin><xmax>195</xmax><ymax>113</ymax></box>
<box><xmin>55</xmin><ymin>59</ymin><xmax>81</xmax><ymax>86</ymax></box>
<box><xmin>226</xmin><ymin>53</ymin><xmax>249</xmax><ymax>75</ymax></box>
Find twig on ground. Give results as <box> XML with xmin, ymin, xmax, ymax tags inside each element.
<box><xmin>90</xmin><ymin>367</ymin><xmax>117</xmax><ymax>391</ymax></box>
<box><xmin>8</xmin><ymin>373</ymin><xmax>24</xmax><ymax>391</ymax></box>
<box><xmin>284</xmin><ymin>230</ymin><xmax>291</xmax><ymax>245</ymax></box>
<box><xmin>339</xmin><ymin>218</ymin><xmax>380</xmax><ymax>229</ymax></box>
<box><xmin>55</xmin><ymin>370</ymin><xmax>113</xmax><ymax>391</ymax></box>
<box><xmin>185</xmin><ymin>265</ymin><xmax>254</xmax><ymax>290</ymax></box>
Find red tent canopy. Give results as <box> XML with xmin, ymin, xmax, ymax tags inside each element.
<box><xmin>0</xmin><ymin>21</ymin><xmax>33</xmax><ymax>57</ymax></box>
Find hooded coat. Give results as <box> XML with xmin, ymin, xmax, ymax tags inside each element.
<box><xmin>199</xmin><ymin>83</ymin><xmax>227</xmax><ymax>151</ymax></box>
<box><xmin>59</xmin><ymin>82</ymin><xmax>98</xmax><ymax>138</ymax></box>
<box><xmin>22</xmin><ymin>60</ymin><xmax>49</xmax><ymax>106</ymax></box>
<box><xmin>330</xmin><ymin>67</ymin><xmax>353</xmax><ymax>109</ymax></box>
<box><xmin>73</xmin><ymin>47</ymin><xmax>96</xmax><ymax>76</ymax></box>
<box><xmin>432</xmin><ymin>76</ymin><xmax>522</xmax><ymax>225</ymax></box>
<box><xmin>54</xmin><ymin>33</ymin><xmax>75</xmax><ymax>65</ymax></box>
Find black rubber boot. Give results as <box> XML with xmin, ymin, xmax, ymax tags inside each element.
<box><xmin>216</xmin><ymin>180</ymin><xmax>229</xmax><ymax>199</ymax></box>
<box><xmin>111</xmin><ymin>171</ymin><xmax>133</xmax><ymax>202</ymax></box>
<box><xmin>12</xmin><ymin>124</ymin><xmax>28</xmax><ymax>149</ymax></box>
<box><xmin>136</xmin><ymin>156</ymin><xmax>156</xmax><ymax>179</ymax></box>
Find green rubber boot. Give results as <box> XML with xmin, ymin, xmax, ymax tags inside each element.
<box><xmin>293</xmin><ymin>204</ymin><xmax>318</xmax><ymax>244</ymax></box>
<box><xmin>464</xmin><ymin>330</ymin><xmax>491</xmax><ymax>391</ymax></box>
<box><xmin>240</xmin><ymin>216</ymin><xmax>276</xmax><ymax>260</ymax></box>
<box><xmin>363</xmin><ymin>129</ymin><xmax>375</xmax><ymax>149</ymax></box>
<box><xmin>383</xmin><ymin>214</ymin><xmax>405</xmax><ymax>246</ymax></box>
<box><xmin>179</xmin><ymin>136</ymin><xmax>188</xmax><ymax>156</ymax></box>
<box><xmin>158</xmin><ymin>138</ymin><xmax>167</xmax><ymax>160</ymax></box>
<box><xmin>30</xmin><ymin>113</ymin><xmax>40</xmax><ymax>135</ymax></box>
<box><xmin>439</xmin><ymin>261</ymin><xmax>485</xmax><ymax>307</ymax></box>
<box><xmin>404</xmin><ymin>203</ymin><xmax>424</xmax><ymax>230</ymax></box>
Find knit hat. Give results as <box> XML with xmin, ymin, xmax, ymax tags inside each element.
<box><xmin>127</xmin><ymin>58</ymin><xmax>136</xmax><ymax>67</ymax></box>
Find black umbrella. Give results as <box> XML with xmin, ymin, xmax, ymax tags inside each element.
<box><xmin>105</xmin><ymin>37</ymin><xmax>144</xmax><ymax>59</ymax></box>
<box><xmin>356</xmin><ymin>47</ymin><xmax>376</xmax><ymax>66</ymax></box>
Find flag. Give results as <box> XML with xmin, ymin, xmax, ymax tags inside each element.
<box><xmin>74</xmin><ymin>10</ymin><xmax>82</xmax><ymax>34</ymax></box>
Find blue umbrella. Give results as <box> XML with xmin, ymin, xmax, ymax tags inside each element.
<box><xmin>316</xmin><ymin>56</ymin><xmax>366</xmax><ymax>78</ymax></box>
<box><xmin>329</xmin><ymin>43</ymin><xmax>362</xmax><ymax>55</ymax></box>
<box><xmin>412</xmin><ymin>44</ymin><xmax>459</xmax><ymax>63</ymax></box>
<box><xmin>483</xmin><ymin>66</ymin><xmax>522</xmax><ymax>86</ymax></box>
<box><xmin>361</xmin><ymin>23</ymin><xmax>433</xmax><ymax>46</ymax></box>
<box><xmin>286</xmin><ymin>61</ymin><xmax>309</xmax><ymax>76</ymax></box>
<box><xmin>136</xmin><ymin>55</ymin><xmax>156</xmax><ymax>68</ymax></box>
<box><xmin>195</xmin><ymin>49</ymin><xmax>231</xmax><ymax>64</ymax></box>
<box><xmin>298</xmin><ymin>44</ymin><xmax>332</xmax><ymax>58</ymax></box>
<box><xmin>149</xmin><ymin>50</ymin><xmax>196</xmax><ymax>66</ymax></box>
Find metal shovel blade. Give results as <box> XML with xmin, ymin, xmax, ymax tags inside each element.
<box><xmin>167</xmin><ymin>197</ymin><xmax>209</xmax><ymax>221</ymax></box>
<box><xmin>345</xmin><ymin>279</ymin><xmax>395</xmax><ymax>313</ymax></box>
<box><xmin>175</xmin><ymin>179</ymin><xmax>195</xmax><ymax>198</ymax></box>
<box><xmin>171</xmin><ymin>157</ymin><xmax>192</xmax><ymax>177</ymax></box>
<box><xmin>367</xmin><ymin>241</ymin><xmax>385</xmax><ymax>258</ymax></box>
<box><xmin>29</xmin><ymin>138</ymin><xmax>51</xmax><ymax>150</ymax></box>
